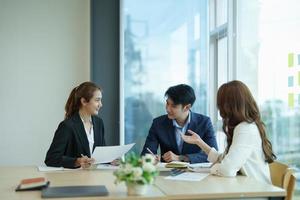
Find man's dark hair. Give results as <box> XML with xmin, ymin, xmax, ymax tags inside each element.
<box><xmin>165</xmin><ymin>84</ymin><xmax>196</xmax><ymax>106</ymax></box>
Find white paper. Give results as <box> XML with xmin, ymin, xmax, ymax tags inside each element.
<box><xmin>37</xmin><ymin>166</ymin><xmax>79</xmax><ymax>172</ymax></box>
<box><xmin>156</xmin><ymin>162</ymin><xmax>167</xmax><ymax>168</ymax></box>
<box><xmin>92</xmin><ymin>143</ymin><xmax>135</xmax><ymax>164</ymax></box>
<box><xmin>96</xmin><ymin>164</ymin><xmax>119</xmax><ymax>170</ymax></box>
<box><xmin>38</xmin><ymin>166</ymin><xmax>63</xmax><ymax>171</ymax></box>
<box><xmin>156</xmin><ymin>162</ymin><xmax>171</xmax><ymax>171</ymax></box>
<box><xmin>189</xmin><ymin>162</ymin><xmax>212</xmax><ymax>168</ymax></box>
<box><xmin>188</xmin><ymin>167</ymin><xmax>210</xmax><ymax>173</ymax></box>
<box><xmin>188</xmin><ymin>162</ymin><xmax>212</xmax><ymax>173</ymax></box>
<box><xmin>165</xmin><ymin>172</ymin><xmax>209</xmax><ymax>181</ymax></box>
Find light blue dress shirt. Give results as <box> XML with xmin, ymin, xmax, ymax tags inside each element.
<box><xmin>172</xmin><ymin>112</ymin><xmax>191</xmax><ymax>154</ymax></box>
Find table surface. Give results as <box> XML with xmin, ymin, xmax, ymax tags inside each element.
<box><xmin>0</xmin><ymin>166</ymin><xmax>286</xmax><ymax>200</ymax></box>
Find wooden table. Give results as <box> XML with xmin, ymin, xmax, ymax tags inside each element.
<box><xmin>0</xmin><ymin>166</ymin><xmax>285</xmax><ymax>200</ymax></box>
<box><xmin>0</xmin><ymin>166</ymin><xmax>166</xmax><ymax>200</ymax></box>
<box><xmin>155</xmin><ymin>174</ymin><xmax>285</xmax><ymax>199</ymax></box>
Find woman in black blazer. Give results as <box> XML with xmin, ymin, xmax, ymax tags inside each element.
<box><xmin>45</xmin><ymin>82</ymin><xmax>105</xmax><ymax>168</ymax></box>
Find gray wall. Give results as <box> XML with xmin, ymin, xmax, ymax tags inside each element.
<box><xmin>0</xmin><ymin>0</ymin><xmax>90</xmax><ymax>165</ymax></box>
<box><xmin>91</xmin><ymin>0</ymin><xmax>120</xmax><ymax>145</ymax></box>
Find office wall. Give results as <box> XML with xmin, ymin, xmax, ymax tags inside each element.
<box><xmin>0</xmin><ymin>0</ymin><xmax>90</xmax><ymax>165</ymax></box>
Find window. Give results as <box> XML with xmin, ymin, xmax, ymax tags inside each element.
<box><xmin>121</xmin><ymin>0</ymin><xmax>209</xmax><ymax>153</ymax></box>
<box><xmin>236</xmin><ymin>0</ymin><xmax>300</xmax><ymax>194</ymax></box>
<box><xmin>121</xmin><ymin>1</ymin><xmax>300</xmax><ymax>196</ymax></box>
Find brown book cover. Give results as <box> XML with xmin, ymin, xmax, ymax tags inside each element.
<box><xmin>16</xmin><ymin>177</ymin><xmax>49</xmax><ymax>191</ymax></box>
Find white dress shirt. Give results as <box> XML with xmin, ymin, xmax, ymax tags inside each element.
<box><xmin>208</xmin><ymin>121</ymin><xmax>272</xmax><ymax>185</ymax></box>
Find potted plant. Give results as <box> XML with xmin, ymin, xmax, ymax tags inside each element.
<box><xmin>113</xmin><ymin>153</ymin><xmax>158</xmax><ymax>195</ymax></box>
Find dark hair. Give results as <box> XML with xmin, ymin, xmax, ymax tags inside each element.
<box><xmin>165</xmin><ymin>84</ymin><xmax>196</xmax><ymax>106</ymax></box>
<box><xmin>217</xmin><ymin>80</ymin><xmax>276</xmax><ymax>163</ymax></box>
<box><xmin>65</xmin><ymin>82</ymin><xmax>101</xmax><ymax>119</ymax></box>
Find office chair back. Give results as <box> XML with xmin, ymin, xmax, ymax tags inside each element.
<box><xmin>269</xmin><ymin>161</ymin><xmax>296</xmax><ymax>200</ymax></box>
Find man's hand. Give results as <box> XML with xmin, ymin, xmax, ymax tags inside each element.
<box><xmin>162</xmin><ymin>151</ymin><xmax>179</xmax><ymax>162</ymax></box>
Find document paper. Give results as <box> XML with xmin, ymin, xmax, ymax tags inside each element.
<box><xmin>92</xmin><ymin>143</ymin><xmax>135</xmax><ymax>164</ymax></box>
<box><xmin>37</xmin><ymin>166</ymin><xmax>79</xmax><ymax>172</ymax></box>
<box><xmin>165</xmin><ymin>172</ymin><xmax>209</xmax><ymax>181</ymax></box>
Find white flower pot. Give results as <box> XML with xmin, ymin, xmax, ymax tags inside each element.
<box><xmin>126</xmin><ymin>183</ymin><xmax>148</xmax><ymax>196</ymax></box>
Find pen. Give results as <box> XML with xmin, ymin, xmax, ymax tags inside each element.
<box><xmin>146</xmin><ymin>147</ymin><xmax>155</xmax><ymax>156</ymax></box>
<box><xmin>146</xmin><ymin>148</ymin><xmax>160</xmax><ymax>161</ymax></box>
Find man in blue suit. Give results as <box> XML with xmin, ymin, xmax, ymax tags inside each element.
<box><xmin>141</xmin><ymin>84</ymin><xmax>218</xmax><ymax>163</ymax></box>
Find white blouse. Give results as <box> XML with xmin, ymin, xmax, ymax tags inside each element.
<box><xmin>208</xmin><ymin>122</ymin><xmax>272</xmax><ymax>184</ymax></box>
<box><xmin>80</xmin><ymin>117</ymin><xmax>94</xmax><ymax>155</ymax></box>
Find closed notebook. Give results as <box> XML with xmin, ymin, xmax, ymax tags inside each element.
<box><xmin>165</xmin><ymin>161</ymin><xmax>189</xmax><ymax>168</ymax></box>
<box><xmin>41</xmin><ymin>185</ymin><xmax>108</xmax><ymax>198</ymax></box>
<box><xmin>16</xmin><ymin>177</ymin><xmax>49</xmax><ymax>191</ymax></box>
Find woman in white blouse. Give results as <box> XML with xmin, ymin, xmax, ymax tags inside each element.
<box><xmin>182</xmin><ymin>80</ymin><xmax>276</xmax><ymax>184</ymax></box>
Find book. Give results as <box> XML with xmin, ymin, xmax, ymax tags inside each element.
<box><xmin>165</xmin><ymin>161</ymin><xmax>189</xmax><ymax>169</ymax></box>
<box><xmin>15</xmin><ymin>177</ymin><xmax>49</xmax><ymax>191</ymax></box>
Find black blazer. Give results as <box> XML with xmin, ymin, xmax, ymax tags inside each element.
<box><xmin>141</xmin><ymin>112</ymin><xmax>218</xmax><ymax>163</ymax></box>
<box><xmin>45</xmin><ymin>112</ymin><xmax>105</xmax><ymax>168</ymax></box>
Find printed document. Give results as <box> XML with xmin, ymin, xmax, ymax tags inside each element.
<box><xmin>92</xmin><ymin>143</ymin><xmax>135</xmax><ymax>164</ymax></box>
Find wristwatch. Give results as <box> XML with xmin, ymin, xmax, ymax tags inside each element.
<box><xmin>179</xmin><ymin>155</ymin><xmax>189</xmax><ymax>162</ymax></box>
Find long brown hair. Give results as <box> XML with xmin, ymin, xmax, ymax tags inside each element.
<box><xmin>217</xmin><ymin>80</ymin><xmax>276</xmax><ymax>163</ymax></box>
<box><xmin>65</xmin><ymin>82</ymin><xmax>101</xmax><ymax>119</ymax></box>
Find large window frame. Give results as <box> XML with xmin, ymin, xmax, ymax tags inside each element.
<box><xmin>209</xmin><ymin>0</ymin><xmax>237</xmax><ymax>125</ymax></box>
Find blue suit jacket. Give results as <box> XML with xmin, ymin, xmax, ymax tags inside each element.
<box><xmin>141</xmin><ymin>112</ymin><xmax>218</xmax><ymax>163</ymax></box>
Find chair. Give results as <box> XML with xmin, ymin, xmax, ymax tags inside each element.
<box><xmin>269</xmin><ymin>161</ymin><xmax>296</xmax><ymax>200</ymax></box>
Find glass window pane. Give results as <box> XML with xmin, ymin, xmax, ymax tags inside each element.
<box><xmin>216</xmin><ymin>0</ymin><xmax>227</xmax><ymax>26</ymax></box>
<box><xmin>209</xmin><ymin>0</ymin><xmax>215</xmax><ymax>31</ymax></box>
<box><xmin>236</xmin><ymin>0</ymin><xmax>300</xmax><ymax>195</ymax></box>
<box><xmin>217</xmin><ymin>36</ymin><xmax>228</xmax><ymax>87</ymax></box>
<box><xmin>122</xmin><ymin>0</ymin><xmax>209</xmax><ymax>153</ymax></box>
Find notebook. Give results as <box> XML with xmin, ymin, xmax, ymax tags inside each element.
<box><xmin>15</xmin><ymin>177</ymin><xmax>49</xmax><ymax>191</ymax></box>
<box><xmin>41</xmin><ymin>185</ymin><xmax>108</xmax><ymax>198</ymax></box>
<box><xmin>165</xmin><ymin>161</ymin><xmax>189</xmax><ymax>169</ymax></box>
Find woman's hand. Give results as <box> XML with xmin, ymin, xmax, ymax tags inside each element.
<box><xmin>182</xmin><ymin>130</ymin><xmax>202</xmax><ymax>145</ymax></box>
<box><xmin>154</xmin><ymin>155</ymin><xmax>161</xmax><ymax>165</ymax></box>
<box><xmin>110</xmin><ymin>158</ymin><xmax>121</xmax><ymax>166</ymax></box>
<box><xmin>182</xmin><ymin>130</ymin><xmax>212</xmax><ymax>155</ymax></box>
<box><xmin>75</xmin><ymin>156</ymin><xmax>95</xmax><ymax>169</ymax></box>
